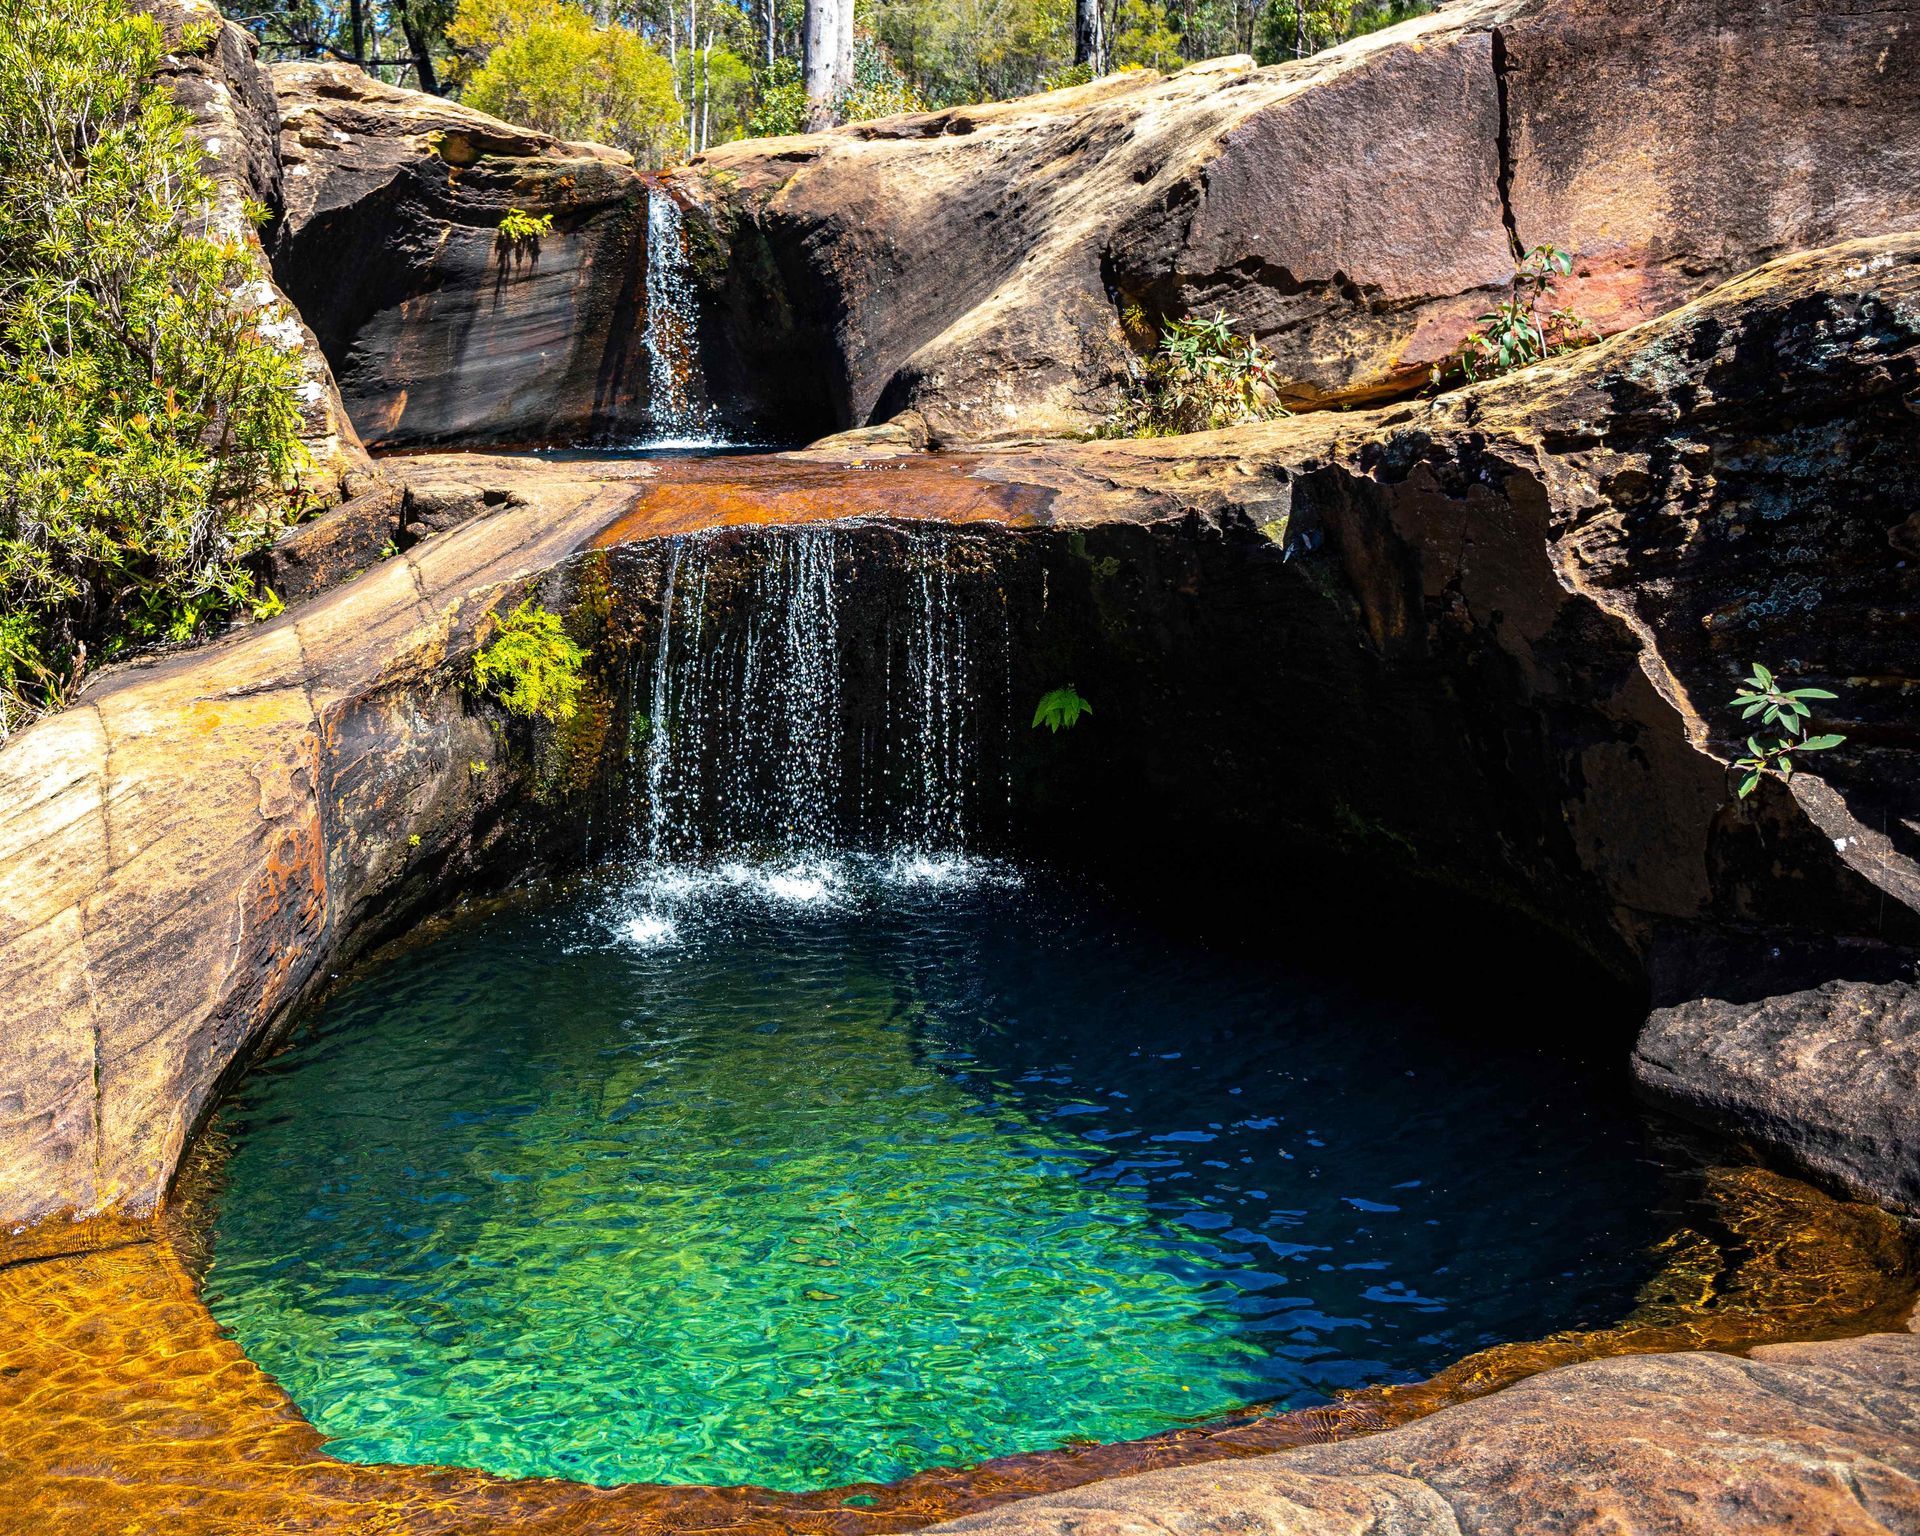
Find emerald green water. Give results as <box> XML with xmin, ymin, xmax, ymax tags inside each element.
<box><xmin>205</xmin><ymin>858</ymin><xmax>1678</xmax><ymax>1490</ymax></box>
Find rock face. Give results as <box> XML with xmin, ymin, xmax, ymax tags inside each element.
<box><xmin>927</xmin><ymin>1330</ymin><xmax>1920</xmax><ymax>1536</ymax></box>
<box><xmin>270</xmin><ymin>64</ymin><xmax>669</xmax><ymax>448</ymax></box>
<box><xmin>146</xmin><ymin>0</ymin><xmax>376</xmax><ymax>498</ymax></box>
<box><xmin>681</xmin><ymin>0</ymin><xmax>1920</xmax><ymax>441</ymax></box>
<box><xmin>1637</xmin><ymin>981</ymin><xmax>1920</xmax><ymax>1217</ymax></box>
<box><xmin>5</xmin><ymin>233</ymin><xmax>1920</xmax><ymax>1255</ymax></box>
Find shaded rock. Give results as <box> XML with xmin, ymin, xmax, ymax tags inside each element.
<box><xmin>270</xmin><ymin>63</ymin><xmax>665</xmax><ymax>448</ymax></box>
<box><xmin>1636</xmin><ymin>980</ymin><xmax>1920</xmax><ymax>1217</ymax></box>
<box><xmin>683</xmin><ymin>0</ymin><xmax>1920</xmax><ymax>441</ymax></box>
<box><xmin>146</xmin><ymin>0</ymin><xmax>376</xmax><ymax>498</ymax></box>
<box><xmin>928</xmin><ymin>1330</ymin><xmax>1920</xmax><ymax>1536</ymax></box>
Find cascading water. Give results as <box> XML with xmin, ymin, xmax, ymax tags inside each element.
<box><xmin>620</xmin><ymin>522</ymin><xmax>1007</xmax><ymax>883</ymax></box>
<box><xmin>638</xmin><ymin>187</ymin><xmax>722</xmax><ymax>446</ymax></box>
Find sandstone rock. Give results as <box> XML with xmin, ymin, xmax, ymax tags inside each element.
<box><xmin>927</xmin><ymin>1330</ymin><xmax>1920</xmax><ymax>1536</ymax></box>
<box><xmin>4</xmin><ymin>234</ymin><xmax>1919</xmax><ymax>1251</ymax></box>
<box><xmin>146</xmin><ymin>0</ymin><xmax>376</xmax><ymax>498</ymax></box>
<box><xmin>1636</xmin><ymin>980</ymin><xmax>1920</xmax><ymax>1217</ymax></box>
<box><xmin>270</xmin><ymin>63</ymin><xmax>665</xmax><ymax>448</ymax></box>
<box><xmin>682</xmin><ymin>0</ymin><xmax>1920</xmax><ymax>441</ymax></box>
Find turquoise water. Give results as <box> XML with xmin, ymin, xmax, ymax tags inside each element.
<box><xmin>205</xmin><ymin>858</ymin><xmax>1677</xmax><ymax>1490</ymax></box>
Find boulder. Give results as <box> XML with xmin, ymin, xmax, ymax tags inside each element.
<box><xmin>681</xmin><ymin>0</ymin><xmax>1920</xmax><ymax>441</ymax></box>
<box><xmin>1636</xmin><ymin>980</ymin><xmax>1920</xmax><ymax>1217</ymax></box>
<box><xmin>269</xmin><ymin>63</ymin><xmax>668</xmax><ymax>448</ymax></box>
<box><xmin>146</xmin><ymin>0</ymin><xmax>376</xmax><ymax>498</ymax></box>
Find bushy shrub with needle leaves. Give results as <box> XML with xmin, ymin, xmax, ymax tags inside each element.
<box><xmin>0</xmin><ymin>0</ymin><xmax>311</xmax><ymax>736</ymax></box>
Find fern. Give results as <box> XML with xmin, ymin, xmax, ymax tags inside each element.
<box><xmin>1032</xmin><ymin>686</ymin><xmax>1092</xmax><ymax>733</ymax></box>
<box><xmin>471</xmin><ymin>600</ymin><xmax>586</xmax><ymax>724</ymax></box>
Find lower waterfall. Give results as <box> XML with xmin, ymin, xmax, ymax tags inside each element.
<box><xmin>620</xmin><ymin>523</ymin><xmax>1009</xmax><ymax>870</ymax></box>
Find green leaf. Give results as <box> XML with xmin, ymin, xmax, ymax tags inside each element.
<box><xmin>1738</xmin><ymin>772</ymin><xmax>1761</xmax><ymax>798</ymax></box>
<box><xmin>1797</xmin><ymin>734</ymin><xmax>1846</xmax><ymax>751</ymax></box>
<box><xmin>1752</xmin><ymin>663</ymin><xmax>1775</xmax><ymax>687</ymax></box>
<box><xmin>1786</xmin><ymin>688</ymin><xmax>1838</xmax><ymax>700</ymax></box>
<box><xmin>1032</xmin><ymin>686</ymin><xmax>1092</xmax><ymax>734</ymax></box>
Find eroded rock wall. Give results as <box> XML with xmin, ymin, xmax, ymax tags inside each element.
<box><xmin>270</xmin><ymin>64</ymin><xmax>663</xmax><ymax>447</ymax></box>
<box><xmin>682</xmin><ymin>0</ymin><xmax>1920</xmax><ymax>441</ymax></box>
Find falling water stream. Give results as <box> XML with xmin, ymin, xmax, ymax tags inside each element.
<box><xmin>636</xmin><ymin>189</ymin><xmax>724</xmax><ymax>447</ymax></box>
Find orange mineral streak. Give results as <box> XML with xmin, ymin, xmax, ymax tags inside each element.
<box><xmin>584</xmin><ymin>456</ymin><xmax>1056</xmax><ymax>548</ymax></box>
<box><xmin>1</xmin><ymin>1166</ymin><xmax>1911</xmax><ymax>1536</ymax></box>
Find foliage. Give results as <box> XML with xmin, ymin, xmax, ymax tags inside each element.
<box><xmin>1432</xmin><ymin>244</ymin><xmax>1598</xmax><ymax>387</ymax></box>
<box><xmin>0</xmin><ymin>0</ymin><xmax>312</xmax><ymax>736</ymax></box>
<box><xmin>471</xmin><ymin>599</ymin><xmax>587</xmax><ymax>723</ymax></box>
<box><xmin>1102</xmin><ymin>310</ymin><xmax>1289</xmax><ymax>437</ymax></box>
<box><xmin>1110</xmin><ymin>0</ymin><xmax>1182</xmax><ymax>70</ymax></box>
<box><xmin>1032</xmin><ymin>685</ymin><xmax>1092</xmax><ymax>733</ymax></box>
<box><xmin>747</xmin><ymin>56</ymin><xmax>809</xmax><ymax>136</ymax></box>
<box><xmin>1727</xmin><ymin>663</ymin><xmax>1844</xmax><ymax>798</ymax></box>
<box><xmin>1252</xmin><ymin>0</ymin><xmax>1429</xmax><ymax>61</ymax></box>
<box><xmin>463</xmin><ymin>2</ymin><xmax>685</xmax><ymax>162</ymax></box>
<box><xmin>838</xmin><ymin>33</ymin><xmax>927</xmax><ymax>120</ymax></box>
<box><xmin>498</xmin><ymin>207</ymin><xmax>554</xmax><ymax>245</ymax></box>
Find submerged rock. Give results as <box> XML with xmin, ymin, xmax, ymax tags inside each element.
<box><xmin>1637</xmin><ymin>980</ymin><xmax>1920</xmax><ymax>1217</ymax></box>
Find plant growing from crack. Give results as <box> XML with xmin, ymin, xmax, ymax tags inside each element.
<box><xmin>470</xmin><ymin>599</ymin><xmax>586</xmax><ymax>724</ymax></box>
<box><xmin>1432</xmin><ymin>244</ymin><xmax>1599</xmax><ymax>386</ymax></box>
<box><xmin>1102</xmin><ymin>309</ymin><xmax>1290</xmax><ymax>436</ymax></box>
<box><xmin>497</xmin><ymin>207</ymin><xmax>554</xmax><ymax>252</ymax></box>
<box><xmin>1728</xmin><ymin>663</ymin><xmax>1845</xmax><ymax>798</ymax></box>
<box><xmin>1032</xmin><ymin>686</ymin><xmax>1092</xmax><ymax>733</ymax></box>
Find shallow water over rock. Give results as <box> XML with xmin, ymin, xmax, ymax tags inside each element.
<box><xmin>204</xmin><ymin>858</ymin><xmax>1687</xmax><ymax>1490</ymax></box>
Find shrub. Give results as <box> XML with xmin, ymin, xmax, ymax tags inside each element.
<box><xmin>1727</xmin><ymin>663</ymin><xmax>1845</xmax><ymax>798</ymax></box>
<box><xmin>747</xmin><ymin>58</ymin><xmax>808</xmax><ymax>137</ymax></box>
<box><xmin>1432</xmin><ymin>244</ymin><xmax>1598</xmax><ymax>387</ymax></box>
<box><xmin>471</xmin><ymin>599</ymin><xmax>587</xmax><ymax>724</ymax></box>
<box><xmin>0</xmin><ymin>0</ymin><xmax>312</xmax><ymax>737</ymax></box>
<box><xmin>1103</xmin><ymin>310</ymin><xmax>1290</xmax><ymax>437</ymax></box>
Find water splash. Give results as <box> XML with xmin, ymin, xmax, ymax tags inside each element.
<box><xmin>640</xmin><ymin>188</ymin><xmax>718</xmax><ymax>443</ymax></box>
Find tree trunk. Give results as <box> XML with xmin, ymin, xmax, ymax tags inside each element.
<box><xmin>1074</xmin><ymin>0</ymin><xmax>1104</xmax><ymax>69</ymax></box>
<box><xmin>803</xmin><ymin>0</ymin><xmax>839</xmax><ymax>128</ymax></box>
<box><xmin>348</xmin><ymin>0</ymin><xmax>365</xmax><ymax>66</ymax></box>
<box><xmin>392</xmin><ymin>0</ymin><xmax>440</xmax><ymax>92</ymax></box>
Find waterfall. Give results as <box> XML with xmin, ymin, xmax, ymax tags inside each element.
<box><xmin>640</xmin><ymin>188</ymin><xmax>720</xmax><ymax>445</ymax></box>
<box><xmin>626</xmin><ymin>524</ymin><xmax>1004</xmax><ymax>867</ymax></box>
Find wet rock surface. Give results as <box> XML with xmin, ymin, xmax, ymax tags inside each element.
<box><xmin>269</xmin><ymin>64</ymin><xmax>658</xmax><ymax>447</ymax></box>
<box><xmin>1637</xmin><ymin>980</ymin><xmax>1920</xmax><ymax>1217</ymax></box>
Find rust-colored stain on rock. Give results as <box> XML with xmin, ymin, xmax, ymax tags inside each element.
<box><xmin>1</xmin><ymin>1166</ymin><xmax>1909</xmax><ymax>1536</ymax></box>
<box><xmin>586</xmin><ymin>456</ymin><xmax>1054</xmax><ymax>547</ymax></box>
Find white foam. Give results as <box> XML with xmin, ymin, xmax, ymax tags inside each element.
<box><xmin>623</xmin><ymin>911</ymin><xmax>681</xmax><ymax>948</ymax></box>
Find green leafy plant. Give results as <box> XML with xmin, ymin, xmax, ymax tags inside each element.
<box><xmin>1728</xmin><ymin>663</ymin><xmax>1845</xmax><ymax>798</ymax></box>
<box><xmin>0</xmin><ymin>0</ymin><xmax>313</xmax><ymax>736</ymax></box>
<box><xmin>1432</xmin><ymin>244</ymin><xmax>1598</xmax><ymax>387</ymax></box>
<box><xmin>498</xmin><ymin>207</ymin><xmax>554</xmax><ymax>246</ymax></box>
<box><xmin>1103</xmin><ymin>310</ymin><xmax>1290</xmax><ymax>437</ymax></box>
<box><xmin>1032</xmin><ymin>686</ymin><xmax>1092</xmax><ymax>733</ymax></box>
<box><xmin>470</xmin><ymin>600</ymin><xmax>587</xmax><ymax>724</ymax></box>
